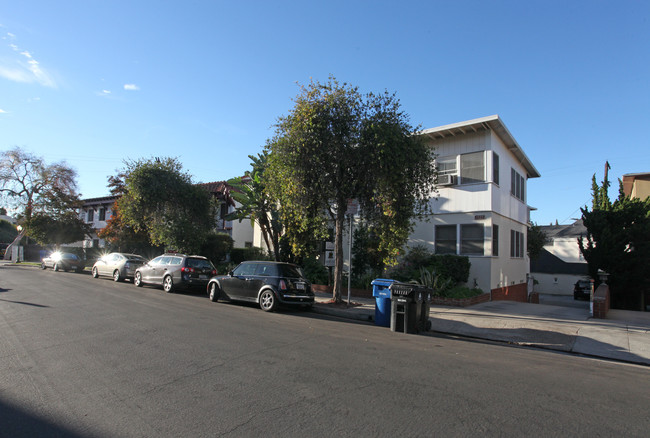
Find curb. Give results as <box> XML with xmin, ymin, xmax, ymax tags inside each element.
<box><xmin>311</xmin><ymin>305</ymin><xmax>375</xmax><ymax>323</ymax></box>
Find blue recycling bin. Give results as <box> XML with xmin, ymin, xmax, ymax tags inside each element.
<box><xmin>371</xmin><ymin>278</ymin><xmax>396</xmax><ymax>327</ymax></box>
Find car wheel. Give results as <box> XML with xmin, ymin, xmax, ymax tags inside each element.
<box><xmin>208</xmin><ymin>283</ymin><xmax>220</xmax><ymax>302</ymax></box>
<box><xmin>92</xmin><ymin>267</ymin><xmax>99</xmax><ymax>278</ymax></box>
<box><xmin>163</xmin><ymin>275</ymin><xmax>174</xmax><ymax>293</ymax></box>
<box><xmin>113</xmin><ymin>270</ymin><xmax>122</xmax><ymax>282</ymax></box>
<box><xmin>259</xmin><ymin>290</ymin><xmax>277</xmax><ymax>312</ymax></box>
<box><xmin>134</xmin><ymin>272</ymin><xmax>143</xmax><ymax>287</ymax></box>
<box><xmin>54</xmin><ymin>263</ymin><xmax>60</xmax><ymax>272</ymax></box>
<box><xmin>41</xmin><ymin>262</ymin><xmax>47</xmax><ymax>270</ymax></box>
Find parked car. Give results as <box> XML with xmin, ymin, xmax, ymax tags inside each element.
<box><xmin>206</xmin><ymin>261</ymin><xmax>314</xmax><ymax>312</ymax></box>
<box><xmin>92</xmin><ymin>252</ymin><xmax>146</xmax><ymax>282</ymax></box>
<box><xmin>134</xmin><ymin>253</ymin><xmax>216</xmax><ymax>293</ymax></box>
<box><xmin>41</xmin><ymin>252</ymin><xmax>84</xmax><ymax>273</ymax></box>
<box><xmin>574</xmin><ymin>279</ymin><xmax>592</xmax><ymax>300</ymax></box>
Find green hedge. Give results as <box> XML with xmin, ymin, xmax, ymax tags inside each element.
<box><xmin>390</xmin><ymin>250</ymin><xmax>470</xmax><ymax>286</ymax></box>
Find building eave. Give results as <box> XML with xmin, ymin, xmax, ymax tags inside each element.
<box><xmin>418</xmin><ymin>115</ymin><xmax>541</xmax><ymax>179</ymax></box>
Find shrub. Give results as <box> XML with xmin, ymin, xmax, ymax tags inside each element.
<box><xmin>387</xmin><ymin>245</ymin><xmax>470</xmax><ymax>285</ymax></box>
<box><xmin>300</xmin><ymin>257</ymin><xmax>329</xmax><ymax>285</ymax></box>
<box><xmin>436</xmin><ymin>285</ymin><xmax>484</xmax><ymax>299</ymax></box>
<box><xmin>230</xmin><ymin>247</ymin><xmax>269</xmax><ymax>264</ymax></box>
<box><xmin>200</xmin><ymin>232</ymin><xmax>233</xmax><ymax>265</ymax></box>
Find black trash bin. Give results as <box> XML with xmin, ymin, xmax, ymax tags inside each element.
<box><xmin>389</xmin><ymin>282</ymin><xmax>423</xmax><ymax>334</ymax></box>
<box><xmin>419</xmin><ymin>289</ymin><xmax>433</xmax><ymax>332</ymax></box>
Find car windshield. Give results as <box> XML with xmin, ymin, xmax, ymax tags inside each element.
<box><xmin>62</xmin><ymin>253</ymin><xmax>78</xmax><ymax>260</ymax></box>
<box><xmin>187</xmin><ymin>258</ymin><xmax>213</xmax><ymax>269</ymax></box>
<box><xmin>126</xmin><ymin>255</ymin><xmax>145</xmax><ymax>261</ymax></box>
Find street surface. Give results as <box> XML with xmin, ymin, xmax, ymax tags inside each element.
<box><xmin>1</xmin><ymin>264</ymin><xmax>649</xmax><ymax>437</ymax></box>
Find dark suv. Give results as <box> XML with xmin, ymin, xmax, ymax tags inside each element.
<box><xmin>207</xmin><ymin>261</ymin><xmax>314</xmax><ymax>312</ymax></box>
<box><xmin>134</xmin><ymin>253</ymin><xmax>216</xmax><ymax>293</ymax></box>
<box><xmin>574</xmin><ymin>279</ymin><xmax>592</xmax><ymax>300</ymax></box>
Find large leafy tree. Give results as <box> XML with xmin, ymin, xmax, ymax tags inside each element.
<box><xmin>527</xmin><ymin>222</ymin><xmax>549</xmax><ymax>261</ymax></box>
<box><xmin>226</xmin><ymin>152</ymin><xmax>282</xmax><ymax>260</ymax></box>
<box><xmin>114</xmin><ymin>157</ymin><xmax>215</xmax><ymax>253</ymax></box>
<box><xmin>266</xmin><ymin>77</ymin><xmax>436</xmax><ymax>302</ymax></box>
<box><xmin>0</xmin><ymin>147</ymin><xmax>88</xmax><ymax>250</ymax></box>
<box><xmin>97</xmin><ymin>208</ymin><xmax>152</xmax><ymax>252</ymax></box>
<box><xmin>579</xmin><ymin>166</ymin><xmax>650</xmax><ymax>310</ymax></box>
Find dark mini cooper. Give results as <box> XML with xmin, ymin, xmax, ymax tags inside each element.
<box><xmin>207</xmin><ymin>261</ymin><xmax>314</xmax><ymax>312</ymax></box>
<box><xmin>134</xmin><ymin>253</ymin><xmax>216</xmax><ymax>293</ymax></box>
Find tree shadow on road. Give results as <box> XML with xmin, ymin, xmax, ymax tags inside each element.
<box><xmin>0</xmin><ymin>396</ymin><xmax>87</xmax><ymax>438</ymax></box>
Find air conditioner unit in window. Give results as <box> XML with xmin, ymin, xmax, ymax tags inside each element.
<box><xmin>438</xmin><ymin>174</ymin><xmax>457</xmax><ymax>186</ymax></box>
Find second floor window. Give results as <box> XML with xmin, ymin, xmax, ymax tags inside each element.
<box><xmin>87</xmin><ymin>209</ymin><xmax>94</xmax><ymax>222</ymax></box>
<box><xmin>460</xmin><ymin>152</ymin><xmax>485</xmax><ymax>184</ymax></box>
<box><xmin>99</xmin><ymin>207</ymin><xmax>106</xmax><ymax>221</ymax></box>
<box><xmin>511</xmin><ymin>168</ymin><xmax>525</xmax><ymax>202</ymax></box>
<box><xmin>436</xmin><ymin>157</ymin><xmax>457</xmax><ymax>176</ymax></box>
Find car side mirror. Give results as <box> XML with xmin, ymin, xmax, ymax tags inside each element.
<box><xmin>228</xmin><ymin>271</ymin><xmax>233</xmax><ymax>276</ymax></box>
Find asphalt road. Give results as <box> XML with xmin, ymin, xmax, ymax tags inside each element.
<box><xmin>1</xmin><ymin>264</ymin><xmax>649</xmax><ymax>437</ymax></box>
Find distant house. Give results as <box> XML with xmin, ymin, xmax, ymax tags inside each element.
<box><xmin>622</xmin><ymin>172</ymin><xmax>650</xmax><ymax>200</ymax></box>
<box><xmin>408</xmin><ymin>115</ymin><xmax>541</xmax><ymax>301</ymax></box>
<box><xmin>530</xmin><ymin>220</ymin><xmax>589</xmax><ymax>296</ymax></box>
<box><xmin>76</xmin><ymin>181</ymin><xmax>253</xmax><ymax>250</ymax></box>
<box><xmin>0</xmin><ymin>214</ymin><xmax>16</xmax><ymax>224</ymax></box>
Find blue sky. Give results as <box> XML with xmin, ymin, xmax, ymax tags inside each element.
<box><xmin>1</xmin><ymin>0</ymin><xmax>648</xmax><ymax>226</ymax></box>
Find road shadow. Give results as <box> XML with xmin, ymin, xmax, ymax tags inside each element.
<box><xmin>0</xmin><ymin>298</ymin><xmax>49</xmax><ymax>308</ymax></box>
<box><xmin>0</xmin><ymin>397</ymin><xmax>87</xmax><ymax>438</ymax></box>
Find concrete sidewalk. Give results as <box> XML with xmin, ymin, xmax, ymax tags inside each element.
<box><xmin>312</xmin><ymin>292</ymin><xmax>650</xmax><ymax>366</ymax></box>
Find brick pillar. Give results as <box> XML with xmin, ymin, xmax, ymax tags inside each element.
<box><xmin>592</xmin><ymin>284</ymin><xmax>610</xmax><ymax>319</ymax></box>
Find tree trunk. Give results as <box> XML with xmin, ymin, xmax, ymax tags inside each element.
<box><xmin>332</xmin><ymin>202</ymin><xmax>346</xmax><ymax>303</ymax></box>
<box><xmin>3</xmin><ymin>230</ymin><xmax>26</xmax><ymax>261</ymax></box>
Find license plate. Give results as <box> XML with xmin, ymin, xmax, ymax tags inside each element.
<box><xmin>199</xmin><ymin>275</ymin><xmax>208</xmax><ymax>280</ymax></box>
<box><xmin>296</xmin><ymin>282</ymin><xmax>305</xmax><ymax>290</ymax></box>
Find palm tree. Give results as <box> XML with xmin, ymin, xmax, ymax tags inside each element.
<box><xmin>226</xmin><ymin>152</ymin><xmax>282</xmax><ymax>260</ymax></box>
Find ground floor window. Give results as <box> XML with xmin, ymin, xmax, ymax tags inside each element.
<box><xmin>435</xmin><ymin>225</ymin><xmax>457</xmax><ymax>254</ymax></box>
<box><xmin>460</xmin><ymin>224</ymin><xmax>484</xmax><ymax>255</ymax></box>
<box><xmin>510</xmin><ymin>229</ymin><xmax>524</xmax><ymax>258</ymax></box>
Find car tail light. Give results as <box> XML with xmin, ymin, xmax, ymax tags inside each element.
<box><xmin>182</xmin><ymin>267</ymin><xmax>195</xmax><ymax>273</ymax></box>
<box><xmin>211</xmin><ymin>269</ymin><xmax>217</xmax><ymax>275</ymax></box>
<box><xmin>279</xmin><ymin>279</ymin><xmax>287</xmax><ymax>291</ymax></box>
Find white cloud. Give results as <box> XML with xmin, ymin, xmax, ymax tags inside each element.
<box><xmin>102</xmin><ymin>89</ymin><xmax>111</xmax><ymax>94</ymax></box>
<box><xmin>0</xmin><ymin>108</ymin><xmax>7</xmax><ymax>113</ymax></box>
<box><xmin>0</xmin><ymin>32</ymin><xmax>57</xmax><ymax>88</ymax></box>
<box><xmin>124</xmin><ymin>83</ymin><xmax>140</xmax><ymax>91</ymax></box>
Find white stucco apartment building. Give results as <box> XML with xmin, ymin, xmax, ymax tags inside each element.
<box><xmin>409</xmin><ymin>115</ymin><xmax>541</xmax><ymax>301</ymax></box>
<box><xmin>77</xmin><ymin>182</ymin><xmax>254</xmax><ymax>251</ymax></box>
